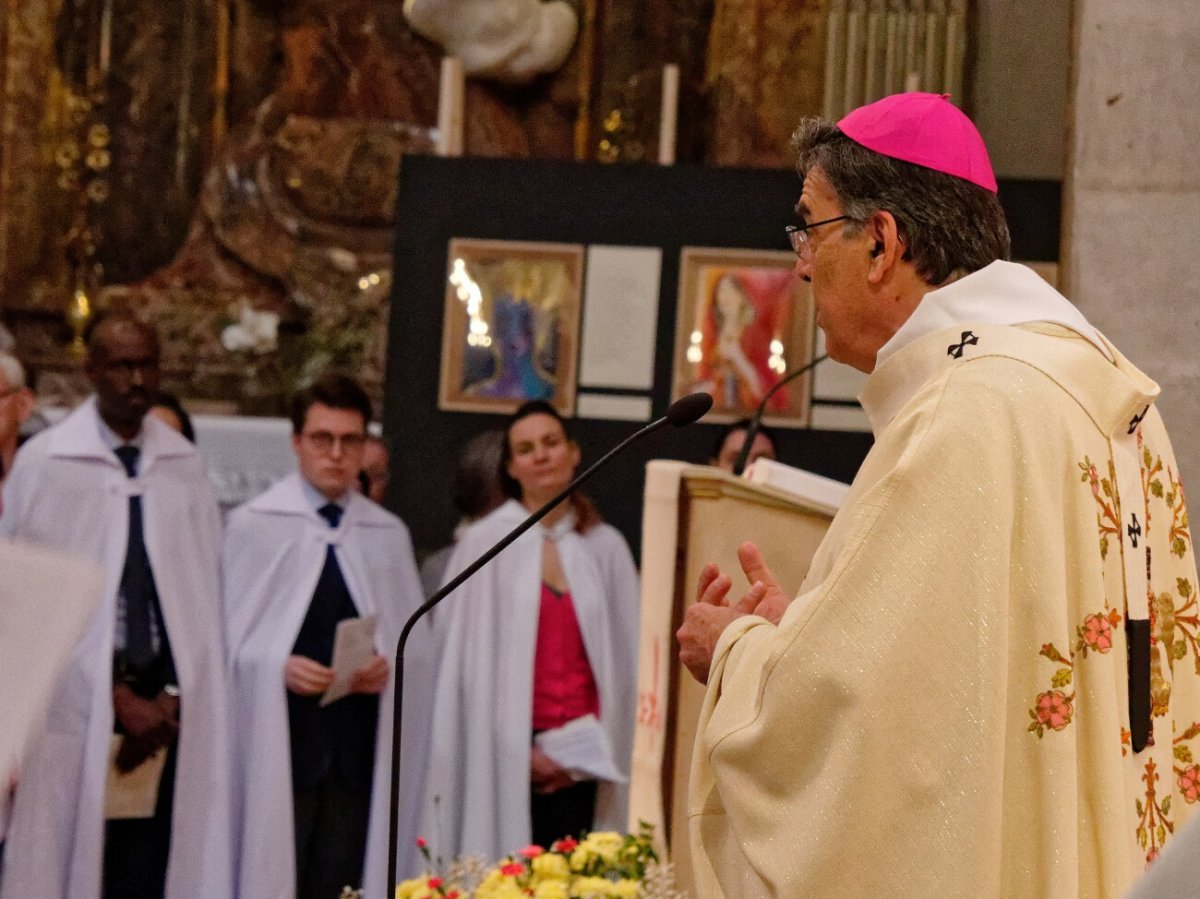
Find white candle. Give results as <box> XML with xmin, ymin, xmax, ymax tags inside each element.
<box><xmin>658</xmin><ymin>64</ymin><xmax>680</xmax><ymax>165</ymax></box>
<box><xmin>436</xmin><ymin>56</ymin><xmax>465</xmax><ymax>157</ymax></box>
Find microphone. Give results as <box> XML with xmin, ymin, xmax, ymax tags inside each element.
<box><xmin>386</xmin><ymin>392</ymin><xmax>713</xmax><ymax>892</ymax></box>
<box><xmin>730</xmin><ymin>354</ymin><xmax>828</xmax><ymax>476</ymax></box>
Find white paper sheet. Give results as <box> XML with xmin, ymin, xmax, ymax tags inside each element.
<box><xmin>319</xmin><ymin>615</ymin><xmax>378</xmax><ymax>707</ymax></box>
<box><xmin>575</xmin><ymin>393</ymin><xmax>653</xmax><ymax>422</ymax></box>
<box><xmin>534</xmin><ymin>713</ymin><xmax>627</xmax><ymax>784</ymax></box>
<box><xmin>578</xmin><ymin>245</ymin><xmax>662</xmax><ymax>390</ymax></box>
<box><xmin>105</xmin><ymin>737</ymin><xmax>167</xmax><ymax>820</ymax></box>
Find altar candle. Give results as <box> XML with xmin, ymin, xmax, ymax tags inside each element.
<box><xmin>658</xmin><ymin>64</ymin><xmax>680</xmax><ymax>165</ymax></box>
<box><xmin>437</xmin><ymin>56</ymin><xmax>465</xmax><ymax>157</ymax></box>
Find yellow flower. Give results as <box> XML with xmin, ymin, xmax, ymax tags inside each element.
<box><xmin>570</xmin><ymin>876</ymin><xmax>614</xmax><ymax>897</ymax></box>
<box><xmin>581</xmin><ymin>832</ymin><xmax>624</xmax><ymax>864</ymax></box>
<box><xmin>531</xmin><ymin>852</ymin><xmax>571</xmax><ymax>881</ymax></box>
<box><xmin>534</xmin><ymin>881</ymin><xmax>570</xmax><ymax>899</ymax></box>
<box><xmin>608</xmin><ymin>879</ymin><xmax>640</xmax><ymax>897</ymax></box>
<box><xmin>395</xmin><ymin>877</ymin><xmax>428</xmax><ymax>899</ymax></box>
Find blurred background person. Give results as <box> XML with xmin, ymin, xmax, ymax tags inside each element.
<box><xmin>359</xmin><ymin>435</ymin><xmax>390</xmax><ymax>505</ymax></box>
<box><xmin>0</xmin><ymin>353</ymin><xmax>34</xmax><ymax>491</ymax></box>
<box><xmin>147</xmin><ymin>392</ymin><xmax>195</xmax><ymax>443</ymax></box>
<box><xmin>420</xmin><ymin>401</ymin><xmax>640</xmax><ymax>860</ymax></box>
<box><xmin>418</xmin><ymin>429</ymin><xmax>507</xmax><ymax>596</ymax></box>
<box><xmin>711</xmin><ymin>417</ymin><xmax>778</xmax><ymax>472</ymax></box>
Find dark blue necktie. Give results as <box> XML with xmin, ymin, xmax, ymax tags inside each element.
<box><xmin>115</xmin><ymin>445</ymin><xmax>158</xmax><ymax>669</ymax></box>
<box><xmin>292</xmin><ymin>503</ymin><xmax>356</xmax><ymax>665</ymax></box>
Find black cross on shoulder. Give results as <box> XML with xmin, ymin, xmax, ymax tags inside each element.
<box><xmin>947</xmin><ymin>330</ymin><xmax>979</xmax><ymax>359</ymax></box>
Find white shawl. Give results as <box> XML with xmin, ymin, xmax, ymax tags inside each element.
<box><xmin>0</xmin><ymin>398</ymin><xmax>234</xmax><ymax>899</ymax></box>
<box><xmin>222</xmin><ymin>473</ymin><xmax>433</xmax><ymax>898</ymax></box>
<box><xmin>419</xmin><ymin>500</ymin><xmax>640</xmax><ymax>865</ymax></box>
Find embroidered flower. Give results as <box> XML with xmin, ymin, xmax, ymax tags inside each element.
<box><xmin>1178</xmin><ymin>765</ymin><xmax>1200</xmax><ymax>802</ymax></box>
<box><xmin>1035</xmin><ymin>690</ymin><xmax>1073</xmax><ymax>731</ymax></box>
<box><xmin>1082</xmin><ymin>613</ymin><xmax>1114</xmax><ymax>653</ymax></box>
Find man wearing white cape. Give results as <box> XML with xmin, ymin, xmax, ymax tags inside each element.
<box><xmin>0</xmin><ymin>314</ymin><xmax>233</xmax><ymax>898</ymax></box>
<box><xmin>224</xmin><ymin>374</ymin><xmax>430</xmax><ymax>899</ymax></box>
<box><xmin>421</xmin><ymin>403</ymin><xmax>640</xmax><ymax>863</ymax></box>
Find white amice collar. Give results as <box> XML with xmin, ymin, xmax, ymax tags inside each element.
<box><xmin>874</xmin><ymin>260</ymin><xmax>1112</xmax><ymax>369</ymax></box>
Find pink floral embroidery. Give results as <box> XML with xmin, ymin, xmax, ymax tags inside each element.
<box><xmin>1081</xmin><ymin>613</ymin><xmax>1114</xmax><ymax>653</ymax></box>
<box><xmin>1034</xmin><ymin>691</ymin><xmax>1072</xmax><ymax>732</ymax></box>
<box><xmin>1177</xmin><ymin>765</ymin><xmax>1200</xmax><ymax>803</ymax></box>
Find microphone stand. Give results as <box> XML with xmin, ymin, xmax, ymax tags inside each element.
<box><xmin>731</xmin><ymin>354</ymin><xmax>828</xmax><ymax>476</ymax></box>
<box><xmin>385</xmin><ymin>395</ymin><xmax>711</xmax><ymax>894</ymax></box>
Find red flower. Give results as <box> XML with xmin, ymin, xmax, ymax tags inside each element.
<box><xmin>500</xmin><ymin>862</ymin><xmax>525</xmax><ymax>877</ymax></box>
<box><xmin>519</xmin><ymin>845</ymin><xmax>545</xmax><ymax>859</ymax></box>
<box><xmin>416</xmin><ymin>837</ymin><xmax>428</xmax><ymax>849</ymax></box>
<box><xmin>551</xmin><ymin>837</ymin><xmax>578</xmax><ymax>853</ymax></box>
<box><xmin>428</xmin><ymin>877</ymin><xmax>444</xmax><ymax>889</ymax></box>
<box><xmin>447</xmin><ymin>893</ymin><xmax>460</xmax><ymax>899</ymax></box>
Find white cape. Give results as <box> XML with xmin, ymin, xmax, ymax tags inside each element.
<box><xmin>223</xmin><ymin>473</ymin><xmax>432</xmax><ymax>898</ymax></box>
<box><xmin>420</xmin><ymin>500</ymin><xmax>641</xmax><ymax>863</ymax></box>
<box><xmin>0</xmin><ymin>398</ymin><xmax>234</xmax><ymax>899</ymax></box>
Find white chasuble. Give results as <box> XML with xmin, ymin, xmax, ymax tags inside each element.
<box><xmin>689</xmin><ymin>264</ymin><xmax>1200</xmax><ymax>898</ymax></box>
<box><xmin>0</xmin><ymin>398</ymin><xmax>234</xmax><ymax>899</ymax></box>
<box><xmin>420</xmin><ymin>500</ymin><xmax>641</xmax><ymax>865</ymax></box>
<box><xmin>222</xmin><ymin>473</ymin><xmax>430</xmax><ymax>899</ymax></box>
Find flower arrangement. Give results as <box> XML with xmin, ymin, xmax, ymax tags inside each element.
<box><xmin>338</xmin><ymin>824</ymin><xmax>686</xmax><ymax>899</ymax></box>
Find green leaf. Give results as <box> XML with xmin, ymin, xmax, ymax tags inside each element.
<box><xmin>1174</xmin><ymin>640</ymin><xmax>1188</xmax><ymax>661</ymax></box>
<box><xmin>1158</xmin><ymin>824</ymin><xmax>1167</xmax><ymax>844</ymax></box>
<box><xmin>1179</xmin><ymin>578</ymin><xmax>1194</xmax><ymax>599</ymax></box>
<box><xmin>1152</xmin><ymin>480</ymin><xmax>1165</xmax><ymax>498</ymax></box>
<box><xmin>1173</xmin><ymin>538</ymin><xmax>1187</xmax><ymax>558</ymax></box>
<box><xmin>1137</xmin><ymin>800</ymin><xmax>1145</xmax><ymax>817</ymax></box>
<box><xmin>1174</xmin><ymin>745</ymin><xmax>1193</xmax><ymax>764</ymax></box>
<box><xmin>1163</xmin><ymin>796</ymin><xmax>1172</xmax><ymax>816</ymax></box>
<box><xmin>1101</xmin><ymin>537</ymin><xmax>1110</xmax><ymax>560</ymax></box>
<box><xmin>1052</xmin><ymin>668</ymin><xmax>1073</xmax><ymax>687</ymax></box>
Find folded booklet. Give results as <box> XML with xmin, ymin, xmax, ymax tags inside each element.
<box><xmin>535</xmin><ymin>714</ymin><xmax>628</xmax><ymax>784</ymax></box>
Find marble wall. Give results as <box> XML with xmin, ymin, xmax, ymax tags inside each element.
<box><xmin>1063</xmin><ymin>0</ymin><xmax>1200</xmax><ymax>485</ymax></box>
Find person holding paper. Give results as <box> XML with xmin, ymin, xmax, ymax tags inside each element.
<box><xmin>421</xmin><ymin>400</ymin><xmax>641</xmax><ymax>860</ymax></box>
<box><xmin>0</xmin><ymin>312</ymin><xmax>233</xmax><ymax>899</ymax></box>
<box><xmin>222</xmin><ymin>373</ymin><xmax>427</xmax><ymax>899</ymax></box>
<box><xmin>676</xmin><ymin>93</ymin><xmax>1200</xmax><ymax>896</ymax></box>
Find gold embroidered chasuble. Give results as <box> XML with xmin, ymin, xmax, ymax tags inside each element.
<box><xmin>688</xmin><ymin>322</ymin><xmax>1200</xmax><ymax>897</ymax></box>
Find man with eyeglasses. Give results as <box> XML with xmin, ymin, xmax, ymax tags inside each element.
<box><xmin>0</xmin><ymin>312</ymin><xmax>233</xmax><ymax>898</ymax></box>
<box><xmin>677</xmin><ymin>92</ymin><xmax>1200</xmax><ymax>897</ymax></box>
<box><xmin>222</xmin><ymin>372</ymin><xmax>428</xmax><ymax>898</ymax></box>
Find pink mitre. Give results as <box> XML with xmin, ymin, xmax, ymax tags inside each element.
<box><xmin>837</xmin><ymin>92</ymin><xmax>998</xmax><ymax>194</ymax></box>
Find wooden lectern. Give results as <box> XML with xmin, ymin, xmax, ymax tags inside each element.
<box><xmin>627</xmin><ymin>462</ymin><xmax>839</xmax><ymax>893</ymax></box>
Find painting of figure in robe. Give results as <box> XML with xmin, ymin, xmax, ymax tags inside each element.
<box><xmin>672</xmin><ymin>247</ymin><xmax>816</xmax><ymax>425</ymax></box>
<box><xmin>439</xmin><ymin>239</ymin><xmax>583</xmax><ymax>415</ymax></box>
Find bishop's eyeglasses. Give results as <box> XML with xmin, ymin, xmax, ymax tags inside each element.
<box><xmin>786</xmin><ymin>215</ymin><xmax>852</xmax><ymax>256</ymax></box>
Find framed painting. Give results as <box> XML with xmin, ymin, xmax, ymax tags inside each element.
<box><xmin>671</xmin><ymin>247</ymin><xmax>816</xmax><ymax>426</ymax></box>
<box><xmin>438</xmin><ymin>238</ymin><xmax>584</xmax><ymax>415</ymax></box>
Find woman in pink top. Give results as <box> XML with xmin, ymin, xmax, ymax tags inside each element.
<box><xmin>421</xmin><ymin>401</ymin><xmax>640</xmax><ymax>861</ymax></box>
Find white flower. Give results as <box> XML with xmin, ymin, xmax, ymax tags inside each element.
<box><xmin>221</xmin><ymin>301</ymin><xmax>279</xmax><ymax>355</ymax></box>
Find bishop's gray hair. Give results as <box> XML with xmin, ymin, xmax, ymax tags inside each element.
<box><xmin>791</xmin><ymin>118</ymin><xmax>1011</xmax><ymax>286</ymax></box>
<box><xmin>0</xmin><ymin>351</ymin><xmax>26</xmax><ymax>391</ymax></box>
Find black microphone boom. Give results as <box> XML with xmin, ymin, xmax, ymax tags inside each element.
<box><xmin>385</xmin><ymin>391</ymin><xmax>712</xmax><ymax>895</ymax></box>
<box><xmin>731</xmin><ymin>354</ymin><xmax>828</xmax><ymax>476</ymax></box>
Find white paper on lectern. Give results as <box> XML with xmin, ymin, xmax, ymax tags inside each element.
<box><xmin>319</xmin><ymin>615</ymin><xmax>377</xmax><ymax>707</ymax></box>
<box><xmin>535</xmin><ymin>713</ymin><xmax>628</xmax><ymax>784</ymax></box>
<box><xmin>0</xmin><ymin>539</ymin><xmax>105</xmax><ymax>840</ymax></box>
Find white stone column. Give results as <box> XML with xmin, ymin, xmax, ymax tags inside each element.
<box><xmin>1063</xmin><ymin>0</ymin><xmax>1200</xmax><ymax>480</ymax></box>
